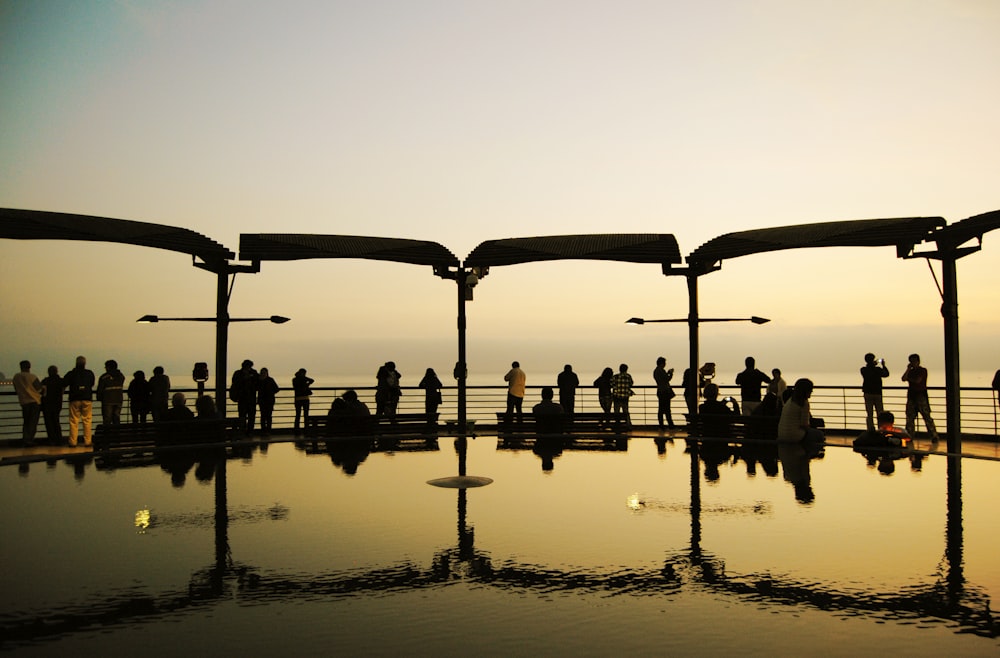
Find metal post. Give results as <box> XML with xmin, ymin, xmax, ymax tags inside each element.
<box><xmin>941</xmin><ymin>254</ymin><xmax>961</xmax><ymax>453</ymax></box>
<box><xmin>215</xmin><ymin>270</ymin><xmax>229</xmax><ymax>419</ymax></box>
<box><xmin>457</xmin><ymin>268</ymin><xmax>468</xmax><ymax>431</ymax></box>
<box><xmin>687</xmin><ymin>272</ymin><xmax>700</xmax><ymax>418</ymax></box>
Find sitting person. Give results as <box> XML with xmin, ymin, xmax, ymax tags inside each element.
<box><xmin>532</xmin><ymin>386</ymin><xmax>566</xmax><ymax>434</ymax></box>
<box><xmin>697</xmin><ymin>383</ymin><xmax>739</xmax><ymax>438</ymax></box>
<box><xmin>162</xmin><ymin>392</ymin><xmax>195</xmax><ymax>422</ymax></box>
<box><xmin>778</xmin><ymin>378</ymin><xmax>825</xmax><ymax>458</ymax></box>
<box><xmin>157</xmin><ymin>392</ymin><xmax>196</xmax><ymax>444</ymax></box>
<box><xmin>327</xmin><ymin>389</ymin><xmax>373</xmax><ymax>435</ymax></box>
<box><xmin>854</xmin><ymin>411</ymin><xmax>911</xmax><ymax>450</ymax></box>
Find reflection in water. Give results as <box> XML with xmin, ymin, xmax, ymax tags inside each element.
<box><xmin>2</xmin><ymin>439</ymin><xmax>1000</xmax><ymax>651</ymax></box>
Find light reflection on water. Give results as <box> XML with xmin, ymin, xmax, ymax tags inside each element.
<box><xmin>1</xmin><ymin>436</ymin><xmax>999</xmax><ymax>656</ymax></box>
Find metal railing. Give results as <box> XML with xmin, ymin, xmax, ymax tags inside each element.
<box><xmin>2</xmin><ymin>384</ymin><xmax>999</xmax><ymax>443</ymax></box>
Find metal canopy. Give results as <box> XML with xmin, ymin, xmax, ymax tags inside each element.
<box><xmin>687</xmin><ymin>216</ymin><xmax>946</xmax><ymax>266</ymax></box>
<box><xmin>0</xmin><ymin>207</ymin><xmax>234</xmax><ymax>262</ymax></box>
<box><xmin>465</xmin><ymin>234</ymin><xmax>681</xmax><ymax>267</ymax></box>
<box><xmin>932</xmin><ymin>209</ymin><xmax>1000</xmax><ymax>250</ymax></box>
<box><xmin>239</xmin><ymin>234</ymin><xmax>459</xmax><ymax>267</ymax></box>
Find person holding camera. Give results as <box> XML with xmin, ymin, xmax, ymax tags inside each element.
<box><xmin>860</xmin><ymin>353</ymin><xmax>889</xmax><ymax>432</ymax></box>
<box><xmin>653</xmin><ymin>357</ymin><xmax>676</xmax><ymax>429</ymax></box>
<box><xmin>901</xmin><ymin>353</ymin><xmax>940</xmax><ymax>442</ymax></box>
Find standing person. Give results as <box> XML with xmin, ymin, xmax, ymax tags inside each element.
<box><xmin>257</xmin><ymin>367</ymin><xmax>279</xmax><ymax>435</ymax></box>
<box><xmin>901</xmin><ymin>353</ymin><xmax>940</xmax><ymax>441</ymax></box>
<box><xmin>504</xmin><ymin>361</ymin><xmax>527</xmax><ymax>424</ymax></box>
<box><xmin>768</xmin><ymin>368</ymin><xmax>787</xmax><ymax>407</ymax></box>
<box><xmin>292</xmin><ymin>368</ymin><xmax>314</xmax><ymax>433</ymax></box>
<box><xmin>593</xmin><ymin>367</ymin><xmax>614</xmax><ymax>424</ymax></box>
<box><xmin>230</xmin><ymin>359</ymin><xmax>259</xmax><ymax>434</ymax></box>
<box><xmin>418</xmin><ymin>367</ymin><xmax>444</xmax><ymax>422</ymax></box>
<box><xmin>97</xmin><ymin>359</ymin><xmax>126</xmax><ymax>426</ymax></box>
<box><xmin>375</xmin><ymin>361</ymin><xmax>402</xmax><ymax>420</ymax></box>
<box><xmin>611</xmin><ymin>363</ymin><xmax>634</xmax><ymax>427</ymax></box>
<box><xmin>64</xmin><ymin>356</ymin><xmax>96</xmax><ymax>447</ymax></box>
<box><xmin>127</xmin><ymin>370</ymin><xmax>152</xmax><ymax>424</ymax></box>
<box><xmin>148</xmin><ymin>366</ymin><xmax>171</xmax><ymax>422</ymax></box>
<box><xmin>12</xmin><ymin>360</ymin><xmax>43</xmax><ymax>446</ymax></box>
<box><xmin>682</xmin><ymin>366</ymin><xmax>703</xmax><ymax>417</ymax></box>
<box><xmin>41</xmin><ymin>365</ymin><xmax>65</xmax><ymax>445</ymax></box>
<box><xmin>736</xmin><ymin>356</ymin><xmax>771</xmax><ymax>416</ymax></box>
<box><xmin>653</xmin><ymin>357</ymin><xmax>676</xmax><ymax>429</ymax></box>
<box><xmin>557</xmin><ymin>364</ymin><xmax>579</xmax><ymax>416</ymax></box>
<box><xmin>860</xmin><ymin>353</ymin><xmax>890</xmax><ymax>432</ymax></box>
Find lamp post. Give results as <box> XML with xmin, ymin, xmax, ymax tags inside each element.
<box><xmin>137</xmin><ymin>314</ymin><xmax>289</xmax><ymax>417</ymax></box>
<box><xmin>626</xmin><ymin>315</ymin><xmax>770</xmax><ymax>417</ymax></box>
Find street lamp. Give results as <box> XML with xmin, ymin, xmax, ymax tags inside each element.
<box><xmin>137</xmin><ymin>315</ymin><xmax>290</xmax><ymax>324</ymax></box>
<box><xmin>136</xmin><ymin>313</ymin><xmax>290</xmax><ymax>416</ymax></box>
<box><xmin>626</xmin><ymin>316</ymin><xmax>770</xmax><ymax>325</ymax></box>
<box><xmin>626</xmin><ymin>314</ymin><xmax>770</xmax><ymax>417</ymax></box>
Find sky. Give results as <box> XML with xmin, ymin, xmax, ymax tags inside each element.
<box><xmin>1</xmin><ymin>0</ymin><xmax>998</xmax><ymax>390</ymax></box>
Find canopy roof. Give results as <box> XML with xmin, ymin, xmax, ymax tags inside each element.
<box><xmin>0</xmin><ymin>208</ymin><xmax>234</xmax><ymax>262</ymax></box>
<box><xmin>932</xmin><ymin>209</ymin><xmax>1000</xmax><ymax>250</ymax></box>
<box><xmin>687</xmin><ymin>216</ymin><xmax>946</xmax><ymax>266</ymax></box>
<box><xmin>465</xmin><ymin>234</ymin><xmax>681</xmax><ymax>267</ymax></box>
<box><xmin>240</xmin><ymin>234</ymin><xmax>459</xmax><ymax>267</ymax></box>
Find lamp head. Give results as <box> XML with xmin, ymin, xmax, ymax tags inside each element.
<box><xmin>625</xmin><ymin>317</ymin><xmax>645</xmax><ymax>325</ymax></box>
<box><xmin>137</xmin><ymin>315</ymin><xmax>159</xmax><ymax>323</ymax></box>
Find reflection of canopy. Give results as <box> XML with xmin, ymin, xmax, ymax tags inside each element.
<box><xmin>0</xmin><ymin>208</ymin><xmax>234</xmax><ymax>263</ymax></box>
<box><xmin>239</xmin><ymin>234</ymin><xmax>459</xmax><ymax>267</ymax></box>
<box><xmin>687</xmin><ymin>216</ymin><xmax>946</xmax><ymax>266</ymax></box>
<box><xmin>465</xmin><ymin>234</ymin><xmax>681</xmax><ymax>267</ymax></box>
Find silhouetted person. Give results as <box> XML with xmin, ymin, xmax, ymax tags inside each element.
<box><xmin>231</xmin><ymin>359</ymin><xmax>259</xmax><ymax>435</ymax></box>
<box><xmin>767</xmin><ymin>368</ymin><xmax>786</xmax><ymax>410</ymax></box>
<box><xmin>163</xmin><ymin>392</ymin><xmax>195</xmax><ymax>421</ymax></box>
<box><xmin>532</xmin><ymin>386</ymin><xmax>565</xmax><ymax>434</ymax></box>
<box><xmin>736</xmin><ymin>356</ymin><xmax>770</xmax><ymax>415</ymax></box>
<box><xmin>902</xmin><ymin>353</ymin><xmax>939</xmax><ymax>441</ymax></box>
<box><xmin>292</xmin><ymin>368</ymin><xmax>314</xmax><ymax>433</ymax></box>
<box><xmin>418</xmin><ymin>367</ymin><xmax>443</xmax><ymax>422</ymax></box>
<box><xmin>40</xmin><ymin>365</ymin><xmax>64</xmax><ymax>445</ymax></box>
<box><xmin>328</xmin><ymin>389</ymin><xmax>372</xmax><ymax>436</ymax></box>
<box><xmin>504</xmin><ymin>361</ymin><xmax>526</xmax><ymax>424</ymax></box>
<box><xmin>653</xmin><ymin>356</ymin><xmax>676</xmax><ymax>429</ymax></box>
<box><xmin>195</xmin><ymin>394</ymin><xmax>218</xmax><ymax>419</ymax></box>
<box><xmin>611</xmin><ymin>363</ymin><xmax>634</xmax><ymax>427</ymax></box>
<box><xmin>159</xmin><ymin>392</ymin><xmax>195</xmax><ymax>444</ymax></box>
<box><xmin>148</xmin><ymin>366</ymin><xmax>171</xmax><ymax>422</ymax></box>
<box><xmin>698</xmin><ymin>383</ymin><xmax>738</xmax><ymax>438</ymax></box>
<box><xmin>97</xmin><ymin>359</ymin><xmax>125</xmax><ymax>425</ymax></box>
<box><xmin>127</xmin><ymin>370</ymin><xmax>151</xmax><ymax>424</ymax></box>
<box><xmin>257</xmin><ymin>367</ymin><xmax>279</xmax><ymax>435</ymax></box>
<box><xmin>860</xmin><ymin>353</ymin><xmax>889</xmax><ymax>432</ymax></box>
<box><xmin>557</xmin><ymin>364</ymin><xmax>579</xmax><ymax>415</ymax></box>
<box><xmin>64</xmin><ymin>355</ymin><xmax>95</xmax><ymax>447</ymax></box>
<box><xmin>13</xmin><ymin>360</ymin><xmax>42</xmax><ymax>446</ymax></box>
<box><xmin>375</xmin><ymin>361</ymin><xmax>402</xmax><ymax>420</ymax></box>
<box><xmin>594</xmin><ymin>367</ymin><xmax>614</xmax><ymax>423</ymax></box>
<box><xmin>853</xmin><ymin>410</ymin><xmax>910</xmax><ymax>451</ymax></box>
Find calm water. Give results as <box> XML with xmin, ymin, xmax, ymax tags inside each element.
<box><xmin>2</xmin><ymin>435</ymin><xmax>999</xmax><ymax>656</ymax></box>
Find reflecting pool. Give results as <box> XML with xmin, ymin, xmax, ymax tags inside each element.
<box><xmin>2</xmin><ymin>435</ymin><xmax>999</xmax><ymax>656</ymax></box>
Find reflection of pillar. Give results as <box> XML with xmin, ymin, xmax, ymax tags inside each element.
<box><xmin>456</xmin><ymin>436</ymin><xmax>467</xmax><ymax>477</ymax></box>
<box><xmin>214</xmin><ymin>459</ymin><xmax>229</xmax><ymax>570</ymax></box>
<box><xmin>945</xmin><ymin>454</ymin><xmax>964</xmax><ymax>600</ymax></box>
<box><xmin>941</xmin><ymin>255</ymin><xmax>961</xmax><ymax>454</ymax></box>
<box><xmin>457</xmin><ymin>488</ymin><xmax>474</xmax><ymax>561</ymax></box>
<box><xmin>689</xmin><ymin>447</ymin><xmax>701</xmax><ymax>558</ymax></box>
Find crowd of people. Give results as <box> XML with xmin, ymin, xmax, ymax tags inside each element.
<box><xmin>8</xmin><ymin>350</ymin><xmax>956</xmax><ymax>447</ymax></box>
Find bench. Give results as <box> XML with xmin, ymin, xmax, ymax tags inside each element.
<box><xmin>494</xmin><ymin>411</ymin><xmax>629</xmax><ymax>435</ymax></box>
<box><xmin>305</xmin><ymin>413</ymin><xmax>439</xmax><ymax>438</ymax></box>
<box><xmin>93</xmin><ymin>418</ymin><xmax>242</xmax><ymax>451</ymax></box>
<box><xmin>685</xmin><ymin>414</ymin><xmax>823</xmax><ymax>442</ymax></box>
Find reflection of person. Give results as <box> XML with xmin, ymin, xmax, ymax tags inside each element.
<box><xmin>532</xmin><ymin>386</ymin><xmax>565</xmax><ymax>434</ymax></box>
<box><xmin>231</xmin><ymin>359</ymin><xmax>259</xmax><ymax>435</ymax></box>
<box><xmin>257</xmin><ymin>367</ymin><xmax>279</xmax><ymax>434</ymax></box>
<box><xmin>901</xmin><ymin>353</ymin><xmax>940</xmax><ymax>441</ymax></box>
<box><xmin>40</xmin><ymin>365</ymin><xmax>65</xmax><ymax>445</ymax></box>
<box><xmin>860</xmin><ymin>353</ymin><xmax>889</xmax><ymax>432</ymax></box>
<box><xmin>97</xmin><ymin>359</ymin><xmax>126</xmax><ymax>425</ymax></box>
<box><xmin>13</xmin><ymin>360</ymin><xmax>42</xmax><ymax>446</ymax></box>
<box><xmin>611</xmin><ymin>364</ymin><xmax>634</xmax><ymax>426</ymax></box>
<box><xmin>777</xmin><ymin>378</ymin><xmax>823</xmax><ymax>503</ymax></box>
<box><xmin>736</xmin><ymin>356</ymin><xmax>771</xmax><ymax>415</ymax></box>
<box><xmin>292</xmin><ymin>368</ymin><xmax>314</xmax><ymax>433</ymax></box>
<box><xmin>127</xmin><ymin>370</ymin><xmax>151</xmax><ymax>424</ymax></box>
<box><xmin>64</xmin><ymin>356</ymin><xmax>96</xmax><ymax>447</ymax></box>
<box><xmin>593</xmin><ymin>367</ymin><xmax>613</xmax><ymax>422</ymax></box>
<box><xmin>148</xmin><ymin>366</ymin><xmax>171</xmax><ymax>422</ymax></box>
<box><xmin>504</xmin><ymin>361</ymin><xmax>527</xmax><ymax>424</ymax></box>
<box><xmin>653</xmin><ymin>357</ymin><xmax>676</xmax><ymax>428</ymax></box>
<box><xmin>557</xmin><ymin>365</ymin><xmax>580</xmax><ymax>415</ymax></box>
<box><xmin>418</xmin><ymin>367</ymin><xmax>444</xmax><ymax>421</ymax></box>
